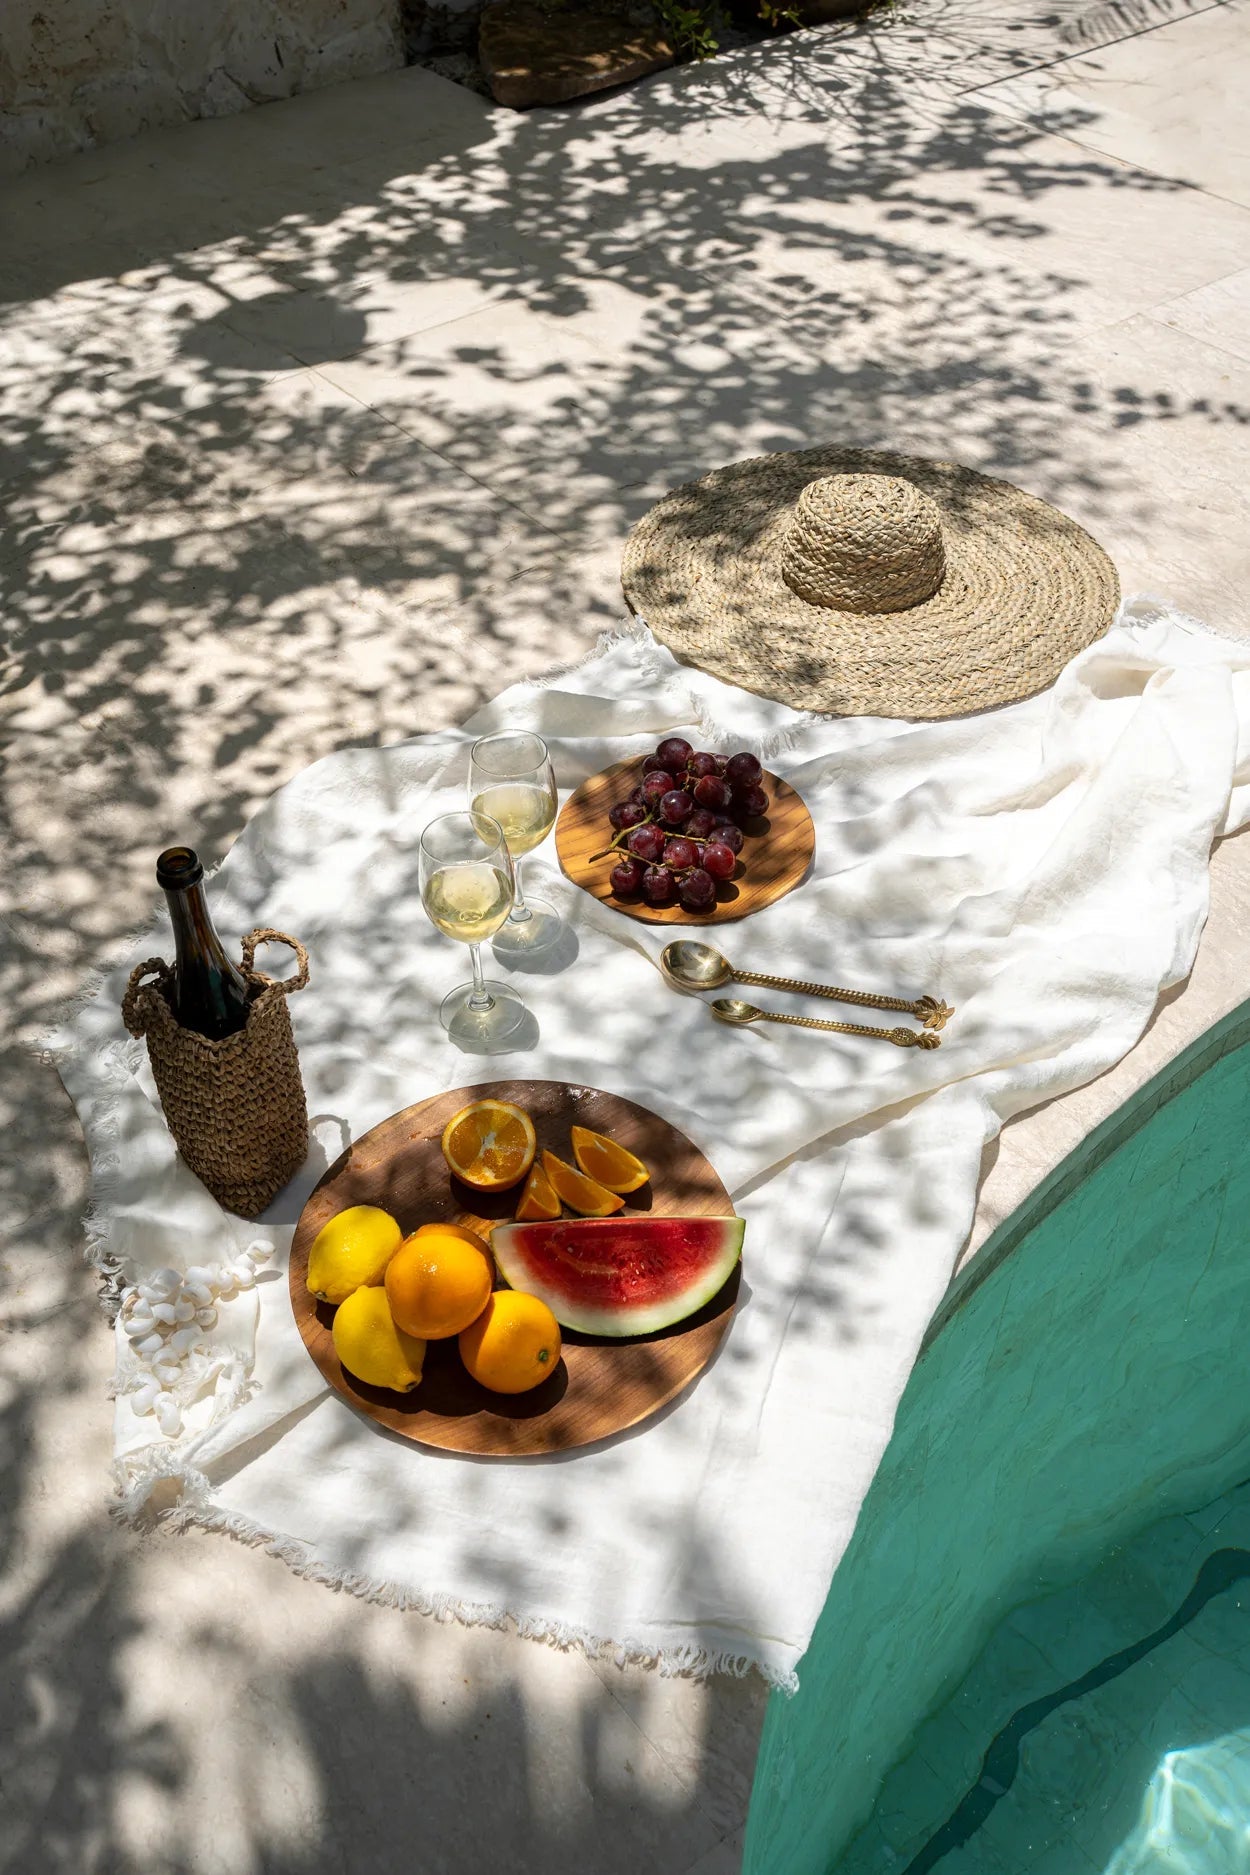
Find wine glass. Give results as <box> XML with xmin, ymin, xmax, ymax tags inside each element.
<box><xmin>468</xmin><ymin>731</ymin><xmax>561</xmax><ymax>955</ymax></box>
<box><xmin>419</xmin><ymin>811</ymin><xmax>527</xmax><ymax>1049</ymax></box>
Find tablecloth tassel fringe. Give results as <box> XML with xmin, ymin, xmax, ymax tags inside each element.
<box><xmin>107</xmin><ymin>1459</ymin><xmax>798</xmax><ymax>1689</ymax></box>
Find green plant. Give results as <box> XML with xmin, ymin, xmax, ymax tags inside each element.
<box><xmin>653</xmin><ymin>0</ymin><xmax>723</xmax><ymax>58</ymax></box>
<box><xmin>652</xmin><ymin>0</ymin><xmax>809</xmax><ymax>61</ymax></box>
<box><xmin>757</xmin><ymin>0</ymin><xmax>802</xmax><ymax>26</ymax></box>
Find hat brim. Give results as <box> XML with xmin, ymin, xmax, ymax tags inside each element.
<box><xmin>622</xmin><ymin>448</ymin><xmax>1120</xmax><ymax>720</ymax></box>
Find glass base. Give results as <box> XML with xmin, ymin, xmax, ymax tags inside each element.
<box><xmin>439</xmin><ymin>980</ymin><xmax>527</xmax><ymax>1050</ymax></box>
<box><xmin>491</xmin><ymin>897</ymin><xmax>562</xmax><ymax>957</ymax></box>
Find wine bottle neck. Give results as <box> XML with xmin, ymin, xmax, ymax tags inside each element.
<box><xmin>164</xmin><ymin>877</ymin><xmax>233</xmax><ymax>971</ymax></box>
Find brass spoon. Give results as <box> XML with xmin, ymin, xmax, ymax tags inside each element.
<box><xmin>662</xmin><ymin>939</ymin><xmax>953</xmax><ymax>1031</ymax></box>
<box><xmin>710</xmin><ymin>997</ymin><xmax>942</xmax><ymax>1049</ymax></box>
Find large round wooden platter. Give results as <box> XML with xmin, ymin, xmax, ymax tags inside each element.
<box><xmin>555</xmin><ymin>758</ymin><xmax>815</xmax><ymax>925</ymax></box>
<box><xmin>289</xmin><ymin>1080</ymin><xmax>739</xmax><ymax>1458</ymax></box>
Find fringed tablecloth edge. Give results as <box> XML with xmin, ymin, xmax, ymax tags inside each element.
<box><xmin>108</xmin><ymin>1449</ymin><xmax>801</xmax><ymax>1692</ymax></box>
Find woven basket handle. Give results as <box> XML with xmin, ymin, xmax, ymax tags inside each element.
<box><xmin>122</xmin><ymin>959</ymin><xmax>172</xmax><ymax>1037</ymax></box>
<box><xmin>240</xmin><ymin>928</ymin><xmax>310</xmax><ymax>995</ymax></box>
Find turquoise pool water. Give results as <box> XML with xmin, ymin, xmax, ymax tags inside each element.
<box><xmin>854</xmin><ymin>1482</ymin><xmax>1250</xmax><ymax>1875</ymax></box>
<box><xmin>745</xmin><ymin>1004</ymin><xmax>1250</xmax><ymax>1875</ymax></box>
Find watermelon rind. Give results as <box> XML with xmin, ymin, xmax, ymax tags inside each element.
<box><xmin>490</xmin><ymin>1215</ymin><xmax>744</xmax><ymax>1337</ymax></box>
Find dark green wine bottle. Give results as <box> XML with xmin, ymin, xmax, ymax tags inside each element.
<box><xmin>156</xmin><ymin>846</ymin><xmax>252</xmax><ymax>1041</ymax></box>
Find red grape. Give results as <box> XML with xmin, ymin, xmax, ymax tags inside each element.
<box><xmin>702</xmin><ymin>841</ymin><xmax>736</xmax><ymax>880</ymax></box>
<box><xmin>711</xmin><ymin>810</ymin><xmax>735</xmax><ymax>827</ymax></box>
<box><xmin>656</xmin><ymin>737</ymin><xmax>693</xmax><ymax>771</ymax></box>
<box><xmin>641</xmin><ymin>770</ymin><xmax>675</xmax><ymax>805</ymax></box>
<box><xmin>610</xmin><ymin>859</ymin><xmax>645</xmax><ymax>896</ymax></box>
<box><xmin>627</xmin><ymin>825</ymin><xmax>665</xmax><ymax>862</ymax></box>
<box><xmin>609</xmin><ymin>801</ymin><xmax>646</xmax><ymax>832</ymax></box>
<box><xmin>629</xmin><ymin>786</ymin><xmax>646</xmax><ymax>806</ymax></box>
<box><xmin>738</xmin><ymin>785</ymin><xmax>769</xmax><ymax>818</ymax></box>
<box><xmin>693</xmin><ymin>774</ymin><xmax>731</xmax><ymax>810</ymax></box>
<box><xmin>641</xmin><ymin>753</ymin><xmax>669</xmax><ymax>775</ymax></box>
<box><xmin>685</xmin><ymin>808</ymin><xmax>717</xmax><ymax>841</ymax></box>
<box><xmin>679</xmin><ymin>867</ymin><xmax>716</xmax><ymax>911</ymax></box>
<box><xmin>715</xmin><ymin>822</ymin><xmax>744</xmax><ymax>855</ymax></box>
<box><xmin>642</xmin><ymin>865</ymin><xmax>675</xmax><ymax>905</ymax></box>
<box><xmin>663</xmin><ymin>836</ymin><xmax>698</xmax><ymax>872</ymax></box>
<box><xmin>659</xmin><ymin>789</ymin><xmax>693</xmax><ymax>825</ymax></box>
<box><xmin>725</xmin><ymin>752</ymin><xmax>762</xmax><ymax>788</ymax></box>
<box><xmin>686</xmin><ymin>752</ymin><xmax>720</xmax><ymax>779</ymax></box>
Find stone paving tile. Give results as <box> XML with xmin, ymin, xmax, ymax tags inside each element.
<box><xmin>972</xmin><ymin>0</ymin><xmax>1250</xmax><ymax>206</ymax></box>
<box><xmin>1152</xmin><ymin>263</ymin><xmax>1250</xmax><ymax>364</ymax></box>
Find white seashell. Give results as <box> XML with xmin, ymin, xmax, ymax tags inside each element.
<box><xmin>173</xmin><ymin>1298</ymin><xmax>196</xmax><ymax>1322</ymax></box>
<box><xmin>196</xmin><ymin>1306</ymin><xmax>218</xmax><ymax>1330</ymax></box>
<box><xmin>130</xmin><ymin>1382</ymin><xmax>160</xmax><ymax>1414</ymax></box>
<box><xmin>184</xmin><ymin>1282</ymin><xmax>212</xmax><ymax>1307</ymax></box>
<box><xmin>154</xmin><ymin>1395</ymin><xmax>182</xmax><ymax>1436</ymax></box>
<box><xmin>151</xmin><ymin>1302</ymin><xmax>177</xmax><ymax>1325</ymax></box>
<box><xmin>247</xmin><ymin>1239</ymin><xmax>273</xmax><ymax>1264</ymax></box>
<box><xmin>124</xmin><ymin>1313</ymin><xmax>154</xmax><ymax>1339</ymax></box>
<box><xmin>183</xmin><ymin>1265</ymin><xmax>214</xmax><ymax>1287</ymax></box>
<box><xmin>215</xmin><ymin>1276</ymin><xmax>236</xmax><ymax>1300</ymax></box>
<box><xmin>136</xmin><ymin>1332</ymin><xmax>165</xmax><ymax>1357</ymax></box>
<box><xmin>230</xmin><ymin>1266</ymin><xmax>256</xmax><ymax>1291</ymax></box>
<box><xmin>150</xmin><ymin>1267</ymin><xmax>182</xmax><ymax>1295</ymax></box>
<box><xmin>169</xmin><ymin>1326</ymin><xmax>200</xmax><ymax>1354</ymax></box>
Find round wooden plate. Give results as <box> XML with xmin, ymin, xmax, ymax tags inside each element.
<box><xmin>289</xmin><ymin>1080</ymin><xmax>740</xmax><ymax>1457</ymax></box>
<box><xmin>555</xmin><ymin>758</ymin><xmax>815</xmax><ymax>925</ymax></box>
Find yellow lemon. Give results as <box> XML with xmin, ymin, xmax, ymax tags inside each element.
<box><xmin>306</xmin><ymin>1204</ymin><xmax>403</xmax><ymax>1304</ymax></box>
<box><xmin>331</xmin><ymin>1285</ymin><xmax>426</xmax><ymax>1392</ymax></box>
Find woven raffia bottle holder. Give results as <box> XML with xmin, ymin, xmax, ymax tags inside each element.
<box><xmin>122</xmin><ymin>928</ymin><xmax>310</xmax><ymax>1219</ymax></box>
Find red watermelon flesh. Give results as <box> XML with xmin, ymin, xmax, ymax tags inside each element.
<box><xmin>490</xmin><ymin>1215</ymin><xmax>744</xmax><ymax>1337</ymax></box>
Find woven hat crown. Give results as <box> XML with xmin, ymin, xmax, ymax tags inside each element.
<box><xmin>780</xmin><ymin>473</ymin><xmax>946</xmax><ymax>615</ymax></box>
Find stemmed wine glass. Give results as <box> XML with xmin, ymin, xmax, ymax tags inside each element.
<box><xmin>419</xmin><ymin>811</ymin><xmax>527</xmax><ymax>1049</ymax></box>
<box><xmin>468</xmin><ymin>731</ymin><xmax>561</xmax><ymax>955</ymax></box>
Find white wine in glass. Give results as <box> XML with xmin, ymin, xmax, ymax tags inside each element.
<box><xmin>419</xmin><ymin>812</ymin><xmax>527</xmax><ymax>1049</ymax></box>
<box><xmin>469</xmin><ymin>732</ymin><xmax>561</xmax><ymax>955</ymax></box>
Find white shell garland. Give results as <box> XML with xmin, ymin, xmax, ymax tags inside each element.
<box><xmin>117</xmin><ymin>1239</ymin><xmax>273</xmax><ymax>1439</ymax></box>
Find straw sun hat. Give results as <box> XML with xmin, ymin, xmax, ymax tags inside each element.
<box><xmin>621</xmin><ymin>448</ymin><xmax>1120</xmax><ymax>720</ymax></box>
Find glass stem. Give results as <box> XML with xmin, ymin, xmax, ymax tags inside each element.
<box><xmin>509</xmin><ymin>857</ymin><xmax>533</xmax><ymax>924</ymax></box>
<box><xmin>468</xmin><ymin>944</ymin><xmax>494</xmax><ymax>1011</ymax></box>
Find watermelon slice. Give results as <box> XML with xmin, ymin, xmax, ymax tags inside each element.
<box><xmin>490</xmin><ymin>1214</ymin><xmax>744</xmax><ymax>1337</ymax></box>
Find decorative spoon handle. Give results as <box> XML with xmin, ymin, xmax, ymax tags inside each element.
<box><xmin>733</xmin><ymin>970</ymin><xmax>953</xmax><ymax>1030</ymax></box>
<box><xmin>751</xmin><ymin>1009</ymin><xmax>942</xmax><ymax>1048</ymax></box>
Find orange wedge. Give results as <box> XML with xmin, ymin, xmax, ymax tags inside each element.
<box><xmin>516</xmin><ymin>1160</ymin><xmax>562</xmax><ymax>1222</ymax></box>
<box><xmin>541</xmin><ymin>1149</ymin><xmax>626</xmax><ymax>1218</ymax></box>
<box><xmin>570</xmin><ymin>1125</ymin><xmax>650</xmax><ymax>1195</ymax></box>
<box><xmin>441</xmin><ymin>1099</ymin><xmax>536</xmax><ymax>1191</ymax></box>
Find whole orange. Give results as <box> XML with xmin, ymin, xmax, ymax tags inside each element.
<box><xmin>385</xmin><ymin>1224</ymin><xmax>494</xmax><ymax>1340</ymax></box>
<box><xmin>459</xmin><ymin>1290</ymin><xmax>562</xmax><ymax>1395</ymax></box>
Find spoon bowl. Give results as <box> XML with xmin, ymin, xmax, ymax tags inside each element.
<box><xmin>711</xmin><ymin>998</ymin><xmax>762</xmax><ymax>1027</ymax></box>
<box><xmin>661</xmin><ymin>941</ymin><xmax>734</xmax><ymax>993</ymax></box>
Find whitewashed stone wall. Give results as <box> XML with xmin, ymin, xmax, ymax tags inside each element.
<box><xmin>0</xmin><ymin>0</ymin><xmax>405</xmax><ymax>176</ymax></box>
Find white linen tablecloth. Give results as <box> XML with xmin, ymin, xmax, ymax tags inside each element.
<box><xmin>51</xmin><ymin>601</ymin><xmax>1250</xmax><ymax>1689</ymax></box>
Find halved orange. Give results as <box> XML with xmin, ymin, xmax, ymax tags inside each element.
<box><xmin>441</xmin><ymin>1100</ymin><xmax>536</xmax><ymax>1191</ymax></box>
<box><xmin>570</xmin><ymin>1125</ymin><xmax>650</xmax><ymax>1195</ymax></box>
<box><xmin>541</xmin><ymin>1149</ymin><xmax>625</xmax><ymax>1218</ymax></box>
<box><xmin>516</xmin><ymin>1160</ymin><xmax>561</xmax><ymax>1222</ymax></box>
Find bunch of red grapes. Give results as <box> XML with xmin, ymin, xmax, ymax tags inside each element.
<box><xmin>605</xmin><ymin>736</ymin><xmax>769</xmax><ymax>913</ymax></box>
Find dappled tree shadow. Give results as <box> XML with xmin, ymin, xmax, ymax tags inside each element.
<box><xmin>2</xmin><ymin>10</ymin><xmax>1247</xmax><ymax>1869</ymax></box>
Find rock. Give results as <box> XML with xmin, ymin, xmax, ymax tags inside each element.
<box><xmin>480</xmin><ymin>1</ymin><xmax>674</xmax><ymax>111</ymax></box>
